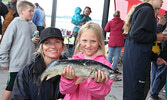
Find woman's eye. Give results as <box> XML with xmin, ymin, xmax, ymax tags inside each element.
<box><xmin>44</xmin><ymin>41</ymin><xmax>50</xmax><ymax>45</ymax></box>
<box><xmin>55</xmin><ymin>41</ymin><xmax>61</xmax><ymax>44</ymax></box>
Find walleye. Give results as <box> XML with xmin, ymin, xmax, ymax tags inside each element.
<box><xmin>40</xmin><ymin>59</ymin><xmax>119</xmax><ymax>85</ymax></box>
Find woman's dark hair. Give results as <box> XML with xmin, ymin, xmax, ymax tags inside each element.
<box><xmin>84</xmin><ymin>6</ymin><xmax>92</xmax><ymax>13</ymax></box>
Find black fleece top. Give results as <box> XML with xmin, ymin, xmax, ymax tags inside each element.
<box><xmin>11</xmin><ymin>54</ymin><xmax>67</xmax><ymax>100</ymax></box>
<box><xmin>128</xmin><ymin>3</ymin><xmax>157</xmax><ymax>44</ymax></box>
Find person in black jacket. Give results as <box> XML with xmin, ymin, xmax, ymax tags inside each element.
<box><xmin>122</xmin><ymin>0</ymin><xmax>167</xmax><ymax>100</ymax></box>
<box><xmin>11</xmin><ymin>27</ymin><xmax>67</xmax><ymax>100</ymax></box>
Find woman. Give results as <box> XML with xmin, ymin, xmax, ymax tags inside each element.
<box><xmin>104</xmin><ymin>10</ymin><xmax>124</xmax><ymax>72</ymax></box>
<box><xmin>11</xmin><ymin>27</ymin><xmax>67</xmax><ymax>100</ymax></box>
<box><xmin>123</xmin><ymin>0</ymin><xmax>166</xmax><ymax>100</ymax></box>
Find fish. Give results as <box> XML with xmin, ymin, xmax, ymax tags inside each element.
<box><xmin>40</xmin><ymin>59</ymin><xmax>120</xmax><ymax>85</ymax></box>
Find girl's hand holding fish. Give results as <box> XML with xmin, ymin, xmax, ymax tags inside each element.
<box><xmin>94</xmin><ymin>70</ymin><xmax>109</xmax><ymax>83</ymax></box>
<box><xmin>62</xmin><ymin>65</ymin><xmax>76</xmax><ymax>80</ymax></box>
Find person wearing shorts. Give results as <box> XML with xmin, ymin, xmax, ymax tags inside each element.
<box><xmin>5</xmin><ymin>72</ymin><xmax>18</xmax><ymax>91</ymax></box>
<box><xmin>0</xmin><ymin>1</ymin><xmax>38</xmax><ymax>100</ymax></box>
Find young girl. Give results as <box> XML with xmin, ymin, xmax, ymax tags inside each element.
<box><xmin>60</xmin><ymin>21</ymin><xmax>113</xmax><ymax>100</ymax></box>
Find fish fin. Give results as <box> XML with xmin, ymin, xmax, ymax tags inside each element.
<box><xmin>109</xmin><ymin>74</ymin><xmax>118</xmax><ymax>80</ymax></box>
<box><xmin>75</xmin><ymin>77</ymin><xmax>87</xmax><ymax>85</ymax></box>
<box><xmin>46</xmin><ymin>74</ymin><xmax>56</xmax><ymax>80</ymax></box>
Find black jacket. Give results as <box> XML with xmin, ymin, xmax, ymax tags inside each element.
<box><xmin>11</xmin><ymin>54</ymin><xmax>66</xmax><ymax>100</ymax></box>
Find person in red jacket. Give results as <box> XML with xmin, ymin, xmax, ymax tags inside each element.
<box><xmin>104</xmin><ymin>10</ymin><xmax>124</xmax><ymax>72</ymax></box>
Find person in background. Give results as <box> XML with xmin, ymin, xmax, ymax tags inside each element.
<box><xmin>39</xmin><ymin>5</ymin><xmax>46</xmax><ymax>28</ymax></box>
<box><xmin>32</xmin><ymin>3</ymin><xmax>44</xmax><ymax>35</ymax></box>
<box><xmin>148</xmin><ymin>8</ymin><xmax>167</xmax><ymax>100</ymax></box>
<box><xmin>0</xmin><ymin>2</ymin><xmax>8</xmax><ymax>34</ymax></box>
<box><xmin>0</xmin><ymin>1</ymin><xmax>38</xmax><ymax>100</ymax></box>
<box><xmin>0</xmin><ymin>0</ymin><xmax>18</xmax><ymax>43</ymax></box>
<box><xmin>148</xmin><ymin>38</ymin><xmax>167</xmax><ymax>100</ymax></box>
<box><xmin>81</xmin><ymin>6</ymin><xmax>92</xmax><ymax>23</ymax></box>
<box><xmin>11</xmin><ymin>27</ymin><xmax>66</xmax><ymax>100</ymax></box>
<box><xmin>71</xmin><ymin>6</ymin><xmax>92</xmax><ymax>50</ymax></box>
<box><xmin>60</xmin><ymin>21</ymin><xmax>113</xmax><ymax>100</ymax></box>
<box><xmin>104</xmin><ymin>10</ymin><xmax>124</xmax><ymax>73</ymax></box>
<box><xmin>71</xmin><ymin>7</ymin><xmax>86</xmax><ymax>36</ymax></box>
<box><xmin>123</xmin><ymin>0</ymin><xmax>167</xmax><ymax>100</ymax></box>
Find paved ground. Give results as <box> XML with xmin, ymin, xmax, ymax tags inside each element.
<box><xmin>0</xmin><ymin>66</ymin><xmax>166</xmax><ymax>100</ymax></box>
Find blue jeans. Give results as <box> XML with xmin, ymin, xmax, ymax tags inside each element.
<box><xmin>151</xmin><ymin>61</ymin><xmax>159</xmax><ymax>86</ymax></box>
<box><xmin>107</xmin><ymin>46</ymin><xmax>122</xmax><ymax>70</ymax></box>
<box><xmin>150</xmin><ymin>64</ymin><xmax>167</xmax><ymax>99</ymax></box>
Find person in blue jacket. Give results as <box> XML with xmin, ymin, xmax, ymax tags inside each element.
<box><xmin>71</xmin><ymin>6</ymin><xmax>92</xmax><ymax>49</ymax></box>
<box><xmin>71</xmin><ymin>7</ymin><xmax>85</xmax><ymax>37</ymax></box>
<box><xmin>11</xmin><ymin>27</ymin><xmax>67</xmax><ymax>100</ymax></box>
<box><xmin>123</xmin><ymin>0</ymin><xmax>167</xmax><ymax>100</ymax></box>
<box><xmin>71</xmin><ymin>6</ymin><xmax>92</xmax><ymax>35</ymax></box>
<box><xmin>32</xmin><ymin>3</ymin><xmax>44</xmax><ymax>35</ymax></box>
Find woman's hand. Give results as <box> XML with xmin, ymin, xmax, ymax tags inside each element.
<box><xmin>158</xmin><ymin>14</ymin><xmax>166</xmax><ymax>25</ymax></box>
<box><xmin>32</xmin><ymin>35</ymin><xmax>40</xmax><ymax>43</ymax></box>
<box><xmin>94</xmin><ymin>70</ymin><xmax>109</xmax><ymax>83</ymax></box>
<box><xmin>62</xmin><ymin>65</ymin><xmax>76</xmax><ymax>80</ymax></box>
<box><xmin>157</xmin><ymin>57</ymin><xmax>167</xmax><ymax>65</ymax></box>
<box><xmin>156</xmin><ymin>33</ymin><xmax>167</xmax><ymax>41</ymax></box>
<box><xmin>80</xmin><ymin>22</ymin><xmax>85</xmax><ymax>25</ymax></box>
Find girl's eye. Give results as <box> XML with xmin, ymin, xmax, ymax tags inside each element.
<box><xmin>82</xmin><ymin>39</ymin><xmax>87</xmax><ymax>42</ymax></box>
<box><xmin>91</xmin><ymin>40</ymin><xmax>96</xmax><ymax>43</ymax></box>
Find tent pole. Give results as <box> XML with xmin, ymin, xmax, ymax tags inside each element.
<box><xmin>101</xmin><ymin>0</ymin><xmax>110</xmax><ymax>39</ymax></box>
<box><xmin>51</xmin><ymin>0</ymin><xmax>57</xmax><ymax>27</ymax></box>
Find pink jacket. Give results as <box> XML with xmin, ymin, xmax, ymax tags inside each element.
<box><xmin>60</xmin><ymin>52</ymin><xmax>113</xmax><ymax>100</ymax></box>
<box><xmin>104</xmin><ymin>17</ymin><xmax>124</xmax><ymax>47</ymax></box>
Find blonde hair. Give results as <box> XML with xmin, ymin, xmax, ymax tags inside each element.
<box><xmin>73</xmin><ymin>21</ymin><xmax>105</xmax><ymax>57</ymax></box>
<box><xmin>123</xmin><ymin>0</ymin><xmax>150</xmax><ymax>34</ymax></box>
<box><xmin>113</xmin><ymin>10</ymin><xmax>120</xmax><ymax>17</ymax></box>
<box><xmin>17</xmin><ymin>0</ymin><xmax>35</xmax><ymax>15</ymax></box>
<box><xmin>123</xmin><ymin>5</ymin><xmax>137</xmax><ymax>34</ymax></box>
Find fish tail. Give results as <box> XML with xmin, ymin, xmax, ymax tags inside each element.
<box><xmin>75</xmin><ymin>77</ymin><xmax>87</xmax><ymax>85</ymax></box>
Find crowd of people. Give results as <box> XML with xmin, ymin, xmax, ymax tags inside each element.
<box><xmin>0</xmin><ymin>0</ymin><xmax>167</xmax><ymax>100</ymax></box>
